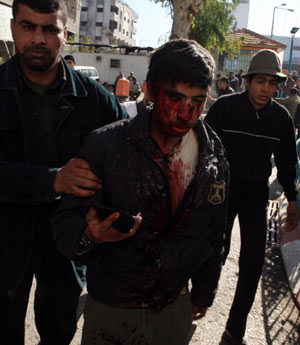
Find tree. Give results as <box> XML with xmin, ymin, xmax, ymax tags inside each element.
<box><xmin>189</xmin><ymin>0</ymin><xmax>242</xmax><ymax>57</ymax></box>
<box><xmin>152</xmin><ymin>0</ymin><xmax>202</xmax><ymax>39</ymax></box>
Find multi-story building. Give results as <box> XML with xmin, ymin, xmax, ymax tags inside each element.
<box><xmin>80</xmin><ymin>0</ymin><xmax>138</xmax><ymax>46</ymax></box>
<box><xmin>0</xmin><ymin>0</ymin><xmax>81</xmax><ymax>62</ymax></box>
<box><xmin>231</xmin><ymin>0</ymin><xmax>250</xmax><ymax>29</ymax></box>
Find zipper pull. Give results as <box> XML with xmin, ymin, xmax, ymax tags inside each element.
<box><xmin>256</xmin><ymin>111</ymin><xmax>260</xmax><ymax>119</ymax></box>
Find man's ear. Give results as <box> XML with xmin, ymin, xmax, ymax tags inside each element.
<box><xmin>147</xmin><ymin>83</ymin><xmax>155</xmax><ymax>103</ymax></box>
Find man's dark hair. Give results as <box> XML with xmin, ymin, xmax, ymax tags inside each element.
<box><xmin>146</xmin><ymin>39</ymin><xmax>215</xmax><ymax>94</ymax></box>
<box><xmin>220</xmin><ymin>77</ymin><xmax>229</xmax><ymax>84</ymax></box>
<box><xmin>12</xmin><ymin>0</ymin><xmax>67</xmax><ymax>25</ymax></box>
<box><xmin>64</xmin><ymin>55</ymin><xmax>75</xmax><ymax>63</ymax></box>
<box><xmin>247</xmin><ymin>74</ymin><xmax>280</xmax><ymax>83</ymax></box>
<box><xmin>291</xmin><ymin>87</ymin><xmax>298</xmax><ymax>95</ymax></box>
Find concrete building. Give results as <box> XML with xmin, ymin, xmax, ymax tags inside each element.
<box><xmin>80</xmin><ymin>0</ymin><xmax>138</xmax><ymax>46</ymax></box>
<box><xmin>0</xmin><ymin>0</ymin><xmax>81</xmax><ymax>62</ymax></box>
<box><xmin>267</xmin><ymin>35</ymin><xmax>300</xmax><ymax>73</ymax></box>
<box><xmin>231</xmin><ymin>0</ymin><xmax>250</xmax><ymax>29</ymax></box>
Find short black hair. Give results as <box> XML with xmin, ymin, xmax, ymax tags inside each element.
<box><xmin>64</xmin><ymin>55</ymin><xmax>75</xmax><ymax>63</ymax></box>
<box><xmin>12</xmin><ymin>0</ymin><xmax>67</xmax><ymax>25</ymax></box>
<box><xmin>220</xmin><ymin>77</ymin><xmax>229</xmax><ymax>84</ymax></box>
<box><xmin>291</xmin><ymin>87</ymin><xmax>298</xmax><ymax>95</ymax></box>
<box><xmin>146</xmin><ymin>39</ymin><xmax>215</xmax><ymax>94</ymax></box>
<box><xmin>247</xmin><ymin>74</ymin><xmax>280</xmax><ymax>83</ymax></box>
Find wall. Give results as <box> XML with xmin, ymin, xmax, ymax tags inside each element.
<box><xmin>64</xmin><ymin>50</ymin><xmax>150</xmax><ymax>84</ymax></box>
<box><xmin>232</xmin><ymin>0</ymin><xmax>249</xmax><ymax>29</ymax></box>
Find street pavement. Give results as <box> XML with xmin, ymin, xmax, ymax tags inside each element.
<box><xmin>25</xmin><ymin>165</ymin><xmax>300</xmax><ymax>344</ymax></box>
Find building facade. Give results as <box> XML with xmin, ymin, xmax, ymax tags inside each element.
<box><xmin>231</xmin><ymin>0</ymin><xmax>250</xmax><ymax>29</ymax></box>
<box><xmin>80</xmin><ymin>0</ymin><xmax>138</xmax><ymax>46</ymax></box>
<box><xmin>268</xmin><ymin>35</ymin><xmax>300</xmax><ymax>73</ymax></box>
<box><xmin>218</xmin><ymin>29</ymin><xmax>286</xmax><ymax>73</ymax></box>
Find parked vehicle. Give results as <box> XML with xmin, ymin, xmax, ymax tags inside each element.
<box><xmin>74</xmin><ymin>66</ymin><xmax>99</xmax><ymax>80</ymax></box>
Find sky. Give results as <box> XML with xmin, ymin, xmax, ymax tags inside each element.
<box><xmin>123</xmin><ymin>0</ymin><xmax>300</xmax><ymax>47</ymax></box>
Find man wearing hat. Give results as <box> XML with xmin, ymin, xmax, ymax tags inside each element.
<box><xmin>205</xmin><ymin>49</ymin><xmax>299</xmax><ymax>345</ymax></box>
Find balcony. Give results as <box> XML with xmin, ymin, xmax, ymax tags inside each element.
<box><xmin>110</xmin><ymin>12</ymin><xmax>119</xmax><ymax>22</ymax></box>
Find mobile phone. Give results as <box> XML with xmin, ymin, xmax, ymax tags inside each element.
<box><xmin>95</xmin><ymin>206</ymin><xmax>136</xmax><ymax>234</ymax></box>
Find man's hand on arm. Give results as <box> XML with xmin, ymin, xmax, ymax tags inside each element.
<box><xmin>84</xmin><ymin>207</ymin><xmax>142</xmax><ymax>244</ymax></box>
<box><xmin>285</xmin><ymin>200</ymin><xmax>299</xmax><ymax>232</ymax></box>
<box><xmin>54</xmin><ymin>158</ymin><xmax>102</xmax><ymax>197</ymax></box>
<box><xmin>191</xmin><ymin>305</ymin><xmax>207</xmax><ymax>320</ymax></box>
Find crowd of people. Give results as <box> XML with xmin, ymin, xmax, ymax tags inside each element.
<box><xmin>0</xmin><ymin>1</ymin><xmax>299</xmax><ymax>345</ymax></box>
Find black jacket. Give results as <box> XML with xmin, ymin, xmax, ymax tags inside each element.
<box><xmin>0</xmin><ymin>55</ymin><xmax>126</xmax><ymax>295</ymax></box>
<box><xmin>205</xmin><ymin>91</ymin><xmax>297</xmax><ymax>208</ymax></box>
<box><xmin>52</xmin><ymin>105</ymin><xmax>229</xmax><ymax>311</ymax></box>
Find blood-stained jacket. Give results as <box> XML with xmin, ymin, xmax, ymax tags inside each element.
<box><xmin>52</xmin><ymin>104</ymin><xmax>229</xmax><ymax>310</ymax></box>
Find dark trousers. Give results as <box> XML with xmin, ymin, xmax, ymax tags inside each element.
<box><xmin>0</xmin><ymin>264</ymin><xmax>82</xmax><ymax>345</ymax></box>
<box><xmin>224</xmin><ymin>207</ymin><xmax>267</xmax><ymax>340</ymax></box>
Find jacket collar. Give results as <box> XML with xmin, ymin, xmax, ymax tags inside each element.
<box><xmin>242</xmin><ymin>90</ymin><xmax>274</xmax><ymax>118</ymax></box>
<box><xmin>0</xmin><ymin>54</ymin><xmax>87</xmax><ymax>98</ymax></box>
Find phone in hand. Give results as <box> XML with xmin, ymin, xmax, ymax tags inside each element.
<box><xmin>96</xmin><ymin>206</ymin><xmax>137</xmax><ymax>234</ymax></box>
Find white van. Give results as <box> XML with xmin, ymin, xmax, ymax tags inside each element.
<box><xmin>74</xmin><ymin>66</ymin><xmax>99</xmax><ymax>80</ymax></box>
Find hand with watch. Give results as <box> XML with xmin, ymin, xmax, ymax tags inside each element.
<box><xmin>75</xmin><ymin>206</ymin><xmax>142</xmax><ymax>256</ymax></box>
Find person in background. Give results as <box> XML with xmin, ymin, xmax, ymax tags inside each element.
<box><xmin>215</xmin><ymin>73</ymin><xmax>222</xmax><ymax>97</ymax></box>
<box><xmin>102</xmin><ymin>82</ymin><xmax>110</xmax><ymax>91</ymax></box>
<box><xmin>283</xmin><ymin>72</ymin><xmax>295</xmax><ymax>97</ymax></box>
<box><xmin>64</xmin><ymin>54</ymin><xmax>75</xmax><ymax>69</ymax></box>
<box><xmin>52</xmin><ymin>38</ymin><xmax>229</xmax><ymax>345</ymax></box>
<box><xmin>205</xmin><ymin>49</ymin><xmax>298</xmax><ymax>345</ymax></box>
<box><xmin>0</xmin><ymin>1</ymin><xmax>126</xmax><ymax>344</ymax></box>
<box><xmin>219</xmin><ymin>77</ymin><xmax>235</xmax><ymax>96</ymax></box>
<box><xmin>228</xmin><ymin>71</ymin><xmax>239</xmax><ymax>92</ymax></box>
<box><xmin>274</xmin><ymin>87</ymin><xmax>300</xmax><ymax>123</ymax></box>
<box><xmin>129</xmin><ymin>76</ymin><xmax>141</xmax><ymax>100</ymax></box>
<box><xmin>235</xmin><ymin>69</ymin><xmax>244</xmax><ymax>91</ymax></box>
<box><xmin>127</xmin><ymin>70</ymin><xmax>136</xmax><ymax>83</ymax></box>
<box><xmin>115</xmin><ymin>72</ymin><xmax>130</xmax><ymax>103</ymax></box>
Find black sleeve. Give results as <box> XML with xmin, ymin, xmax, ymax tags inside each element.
<box><xmin>0</xmin><ymin>160</ymin><xmax>58</xmax><ymax>205</ymax></box>
<box><xmin>274</xmin><ymin>114</ymin><xmax>298</xmax><ymax>201</ymax></box>
<box><xmin>204</xmin><ymin>99</ymin><xmax>224</xmax><ymax>137</ymax></box>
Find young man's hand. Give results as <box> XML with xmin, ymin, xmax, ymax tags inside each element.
<box><xmin>84</xmin><ymin>207</ymin><xmax>142</xmax><ymax>243</ymax></box>
<box><xmin>191</xmin><ymin>305</ymin><xmax>207</xmax><ymax>320</ymax></box>
<box><xmin>54</xmin><ymin>158</ymin><xmax>102</xmax><ymax>197</ymax></box>
<box><xmin>285</xmin><ymin>201</ymin><xmax>299</xmax><ymax>232</ymax></box>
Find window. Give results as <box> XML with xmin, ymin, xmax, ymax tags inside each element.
<box><xmin>81</xmin><ymin>6</ymin><xmax>88</xmax><ymax>11</ymax></box>
<box><xmin>120</xmin><ymin>10</ymin><xmax>122</xmax><ymax>18</ymax></box>
<box><xmin>127</xmin><ymin>19</ymin><xmax>129</xmax><ymax>23</ymax></box>
<box><xmin>95</xmin><ymin>36</ymin><xmax>102</xmax><ymax>41</ymax></box>
<box><xmin>119</xmin><ymin>24</ymin><xmax>121</xmax><ymax>32</ymax></box>
<box><xmin>126</xmin><ymin>31</ymin><xmax>128</xmax><ymax>36</ymax></box>
<box><xmin>97</xmin><ymin>7</ymin><xmax>103</xmax><ymax>12</ymax></box>
<box><xmin>80</xmin><ymin>21</ymin><xmax>87</xmax><ymax>26</ymax></box>
<box><xmin>110</xmin><ymin>5</ymin><xmax>118</xmax><ymax>14</ymax></box>
<box><xmin>123</xmin><ymin>29</ymin><xmax>125</xmax><ymax>34</ymax></box>
<box><xmin>96</xmin><ymin>22</ymin><xmax>103</xmax><ymax>26</ymax></box>
<box><xmin>124</xmin><ymin>16</ymin><xmax>126</xmax><ymax>21</ymax></box>
<box><xmin>110</xmin><ymin>59</ymin><xmax>121</xmax><ymax>68</ymax></box>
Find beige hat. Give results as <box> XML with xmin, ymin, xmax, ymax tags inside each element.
<box><xmin>243</xmin><ymin>49</ymin><xmax>287</xmax><ymax>82</ymax></box>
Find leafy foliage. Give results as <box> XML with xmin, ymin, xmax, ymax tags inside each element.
<box><xmin>152</xmin><ymin>0</ymin><xmax>243</xmax><ymax>57</ymax></box>
<box><xmin>189</xmin><ymin>0</ymin><xmax>242</xmax><ymax>57</ymax></box>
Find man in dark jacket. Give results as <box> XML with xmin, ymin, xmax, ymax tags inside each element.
<box><xmin>219</xmin><ymin>77</ymin><xmax>235</xmax><ymax>96</ymax></box>
<box><xmin>52</xmin><ymin>39</ymin><xmax>229</xmax><ymax>345</ymax></box>
<box><xmin>0</xmin><ymin>1</ymin><xmax>125</xmax><ymax>344</ymax></box>
<box><xmin>205</xmin><ymin>49</ymin><xmax>299</xmax><ymax>345</ymax></box>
